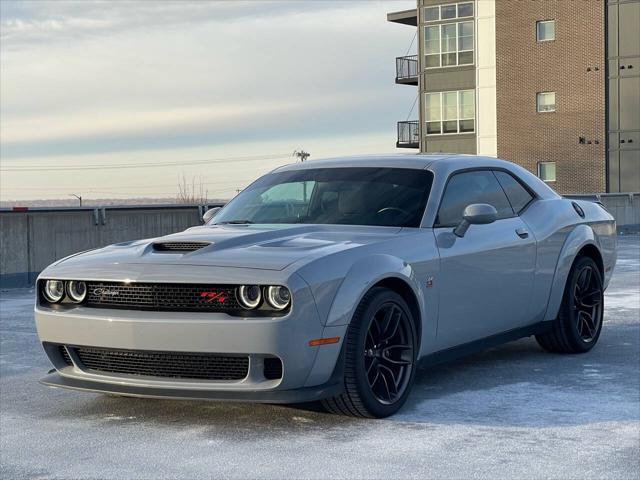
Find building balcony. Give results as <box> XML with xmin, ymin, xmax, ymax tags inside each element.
<box><xmin>396</xmin><ymin>55</ymin><xmax>418</xmax><ymax>85</ymax></box>
<box><xmin>387</xmin><ymin>9</ymin><xmax>417</xmax><ymax>26</ymax></box>
<box><xmin>397</xmin><ymin>121</ymin><xmax>420</xmax><ymax>149</ymax></box>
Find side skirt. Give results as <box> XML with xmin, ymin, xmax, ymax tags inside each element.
<box><xmin>418</xmin><ymin>322</ymin><xmax>551</xmax><ymax>369</ymax></box>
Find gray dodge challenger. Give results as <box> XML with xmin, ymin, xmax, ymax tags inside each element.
<box><xmin>35</xmin><ymin>154</ymin><xmax>617</xmax><ymax>417</ymax></box>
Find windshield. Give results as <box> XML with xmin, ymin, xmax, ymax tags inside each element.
<box><xmin>213</xmin><ymin>167</ymin><xmax>433</xmax><ymax>228</ymax></box>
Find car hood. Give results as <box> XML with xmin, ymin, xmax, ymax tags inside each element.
<box><xmin>52</xmin><ymin>224</ymin><xmax>408</xmax><ymax>272</ymax></box>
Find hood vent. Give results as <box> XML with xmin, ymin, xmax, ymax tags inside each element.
<box><xmin>152</xmin><ymin>241</ymin><xmax>210</xmax><ymax>252</ymax></box>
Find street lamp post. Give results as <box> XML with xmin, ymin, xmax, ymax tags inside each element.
<box><xmin>70</xmin><ymin>194</ymin><xmax>82</xmax><ymax>207</ymax></box>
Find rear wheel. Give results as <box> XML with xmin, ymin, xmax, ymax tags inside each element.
<box><xmin>322</xmin><ymin>287</ymin><xmax>417</xmax><ymax>418</ymax></box>
<box><xmin>536</xmin><ymin>256</ymin><xmax>604</xmax><ymax>353</ymax></box>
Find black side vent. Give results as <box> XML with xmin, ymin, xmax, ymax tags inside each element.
<box><xmin>60</xmin><ymin>346</ymin><xmax>73</xmax><ymax>366</ymax></box>
<box><xmin>153</xmin><ymin>242</ymin><xmax>210</xmax><ymax>252</ymax></box>
<box><xmin>263</xmin><ymin>357</ymin><xmax>283</xmax><ymax>380</ymax></box>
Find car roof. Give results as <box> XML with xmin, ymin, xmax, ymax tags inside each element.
<box><xmin>272</xmin><ymin>154</ymin><xmax>559</xmax><ymax>200</ymax></box>
<box><xmin>272</xmin><ymin>154</ymin><xmax>450</xmax><ymax>171</ymax></box>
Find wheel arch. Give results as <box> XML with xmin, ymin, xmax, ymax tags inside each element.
<box><xmin>576</xmin><ymin>243</ymin><xmax>604</xmax><ymax>279</ymax></box>
<box><xmin>323</xmin><ymin>254</ymin><xmax>426</xmax><ymax>331</ymax></box>
<box><xmin>544</xmin><ymin>225</ymin><xmax>603</xmax><ymax>321</ymax></box>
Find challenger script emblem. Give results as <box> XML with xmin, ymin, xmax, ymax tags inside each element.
<box><xmin>92</xmin><ymin>288</ymin><xmax>119</xmax><ymax>296</ymax></box>
<box><xmin>200</xmin><ymin>291</ymin><xmax>227</xmax><ymax>303</ymax></box>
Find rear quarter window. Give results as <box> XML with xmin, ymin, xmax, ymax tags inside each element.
<box><xmin>493</xmin><ymin>171</ymin><xmax>534</xmax><ymax>214</ymax></box>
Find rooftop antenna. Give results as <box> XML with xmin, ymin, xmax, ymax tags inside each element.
<box><xmin>293</xmin><ymin>150</ymin><xmax>310</xmax><ymax>162</ymax></box>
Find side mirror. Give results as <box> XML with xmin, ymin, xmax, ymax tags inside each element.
<box><xmin>453</xmin><ymin>203</ymin><xmax>498</xmax><ymax>238</ymax></box>
<box><xmin>202</xmin><ymin>207</ymin><xmax>221</xmax><ymax>224</ymax></box>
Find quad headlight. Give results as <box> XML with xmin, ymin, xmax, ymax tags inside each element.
<box><xmin>237</xmin><ymin>285</ymin><xmax>262</xmax><ymax>309</ymax></box>
<box><xmin>66</xmin><ymin>281</ymin><xmax>87</xmax><ymax>303</ymax></box>
<box><xmin>43</xmin><ymin>280</ymin><xmax>65</xmax><ymax>303</ymax></box>
<box><xmin>236</xmin><ymin>285</ymin><xmax>291</xmax><ymax>311</ymax></box>
<box><xmin>42</xmin><ymin>279</ymin><xmax>87</xmax><ymax>304</ymax></box>
<box><xmin>265</xmin><ymin>286</ymin><xmax>291</xmax><ymax>310</ymax></box>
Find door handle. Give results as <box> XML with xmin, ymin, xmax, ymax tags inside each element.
<box><xmin>516</xmin><ymin>228</ymin><xmax>529</xmax><ymax>239</ymax></box>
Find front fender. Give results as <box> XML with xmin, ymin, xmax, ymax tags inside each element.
<box><xmin>302</xmin><ymin>254</ymin><xmax>426</xmax><ymax>388</ymax></box>
<box><xmin>324</xmin><ymin>254</ymin><xmax>424</xmax><ymax>328</ymax></box>
<box><xmin>543</xmin><ymin>224</ymin><xmax>599</xmax><ymax>321</ymax></box>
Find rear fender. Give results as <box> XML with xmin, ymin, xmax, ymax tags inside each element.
<box><xmin>543</xmin><ymin>225</ymin><xmax>599</xmax><ymax>321</ymax></box>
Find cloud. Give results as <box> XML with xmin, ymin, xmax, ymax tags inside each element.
<box><xmin>2</xmin><ymin>90</ymin><xmax>385</xmax><ymax>144</ymax></box>
<box><xmin>1</xmin><ymin>0</ymin><xmax>416</xmax><ymax>159</ymax></box>
<box><xmin>1</xmin><ymin>1</ymin><xmax>417</xmax><ymax>200</ymax></box>
<box><xmin>1</xmin><ymin>1</ymin><xmax>396</xmax><ymax>49</ymax></box>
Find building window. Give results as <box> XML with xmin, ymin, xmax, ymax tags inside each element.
<box><xmin>425</xmin><ymin>6</ymin><xmax>440</xmax><ymax>21</ymax></box>
<box><xmin>536</xmin><ymin>20</ymin><xmax>555</xmax><ymax>42</ymax></box>
<box><xmin>536</xmin><ymin>92</ymin><xmax>556</xmax><ymax>112</ymax></box>
<box><xmin>424</xmin><ymin>21</ymin><xmax>474</xmax><ymax>68</ymax></box>
<box><xmin>425</xmin><ymin>90</ymin><xmax>475</xmax><ymax>135</ymax></box>
<box><xmin>538</xmin><ymin>162</ymin><xmax>557</xmax><ymax>182</ymax></box>
<box><xmin>424</xmin><ymin>2</ymin><xmax>474</xmax><ymax>23</ymax></box>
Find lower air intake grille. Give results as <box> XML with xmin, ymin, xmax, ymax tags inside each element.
<box><xmin>263</xmin><ymin>357</ymin><xmax>283</xmax><ymax>380</ymax></box>
<box><xmin>71</xmin><ymin>346</ymin><xmax>249</xmax><ymax>381</ymax></box>
<box><xmin>152</xmin><ymin>242</ymin><xmax>210</xmax><ymax>252</ymax></box>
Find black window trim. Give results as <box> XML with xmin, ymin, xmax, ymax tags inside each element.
<box><xmin>432</xmin><ymin>167</ymin><xmax>538</xmax><ymax>228</ymax></box>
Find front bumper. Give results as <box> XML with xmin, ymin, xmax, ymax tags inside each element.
<box><xmin>35</xmin><ymin>280</ymin><xmax>347</xmax><ymax>401</ymax></box>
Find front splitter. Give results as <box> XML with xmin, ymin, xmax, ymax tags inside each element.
<box><xmin>40</xmin><ymin>371</ymin><xmax>343</xmax><ymax>404</ymax></box>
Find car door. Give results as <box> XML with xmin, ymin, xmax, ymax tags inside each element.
<box><xmin>433</xmin><ymin>169</ymin><xmax>536</xmax><ymax>349</ymax></box>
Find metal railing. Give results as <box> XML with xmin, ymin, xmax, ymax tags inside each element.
<box><xmin>397</xmin><ymin>121</ymin><xmax>420</xmax><ymax>148</ymax></box>
<box><xmin>396</xmin><ymin>55</ymin><xmax>418</xmax><ymax>83</ymax></box>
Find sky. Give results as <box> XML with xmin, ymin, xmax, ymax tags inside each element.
<box><xmin>0</xmin><ymin>0</ymin><xmax>417</xmax><ymax>202</ymax></box>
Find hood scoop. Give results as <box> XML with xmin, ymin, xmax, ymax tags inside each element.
<box><xmin>152</xmin><ymin>241</ymin><xmax>211</xmax><ymax>252</ymax></box>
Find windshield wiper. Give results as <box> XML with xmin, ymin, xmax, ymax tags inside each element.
<box><xmin>215</xmin><ymin>220</ymin><xmax>254</xmax><ymax>225</ymax></box>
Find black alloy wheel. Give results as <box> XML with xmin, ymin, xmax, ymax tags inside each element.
<box><xmin>536</xmin><ymin>256</ymin><xmax>604</xmax><ymax>353</ymax></box>
<box><xmin>322</xmin><ymin>287</ymin><xmax>417</xmax><ymax>418</ymax></box>
<box><xmin>572</xmin><ymin>264</ymin><xmax>603</xmax><ymax>343</ymax></box>
<box><xmin>363</xmin><ymin>302</ymin><xmax>414</xmax><ymax>405</ymax></box>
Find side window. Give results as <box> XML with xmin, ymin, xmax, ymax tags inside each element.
<box><xmin>436</xmin><ymin>171</ymin><xmax>514</xmax><ymax>227</ymax></box>
<box><xmin>493</xmin><ymin>171</ymin><xmax>534</xmax><ymax>214</ymax></box>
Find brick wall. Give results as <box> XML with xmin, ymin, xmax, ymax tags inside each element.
<box><xmin>496</xmin><ymin>0</ymin><xmax>606</xmax><ymax>194</ymax></box>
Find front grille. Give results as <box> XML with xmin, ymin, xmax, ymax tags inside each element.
<box><xmin>71</xmin><ymin>346</ymin><xmax>249</xmax><ymax>380</ymax></box>
<box><xmin>263</xmin><ymin>357</ymin><xmax>283</xmax><ymax>380</ymax></box>
<box><xmin>153</xmin><ymin>242</ymin><xmax>210</xmax><ymax>252</ymax></box>
<box><xmin>60</xmin><ymin>346</ymin><xmax>73</xmax><ymax>366</ymax></box>
<box><xmin>85</xmin><ymin>282</ymin><xmax>241</xmax><ymax>312</ymax></box>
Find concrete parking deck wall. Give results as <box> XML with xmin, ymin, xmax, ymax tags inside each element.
<box><xmin>1</xmin><ymin>196</ymin><xmax>638</xmax><ymax>288</ymax></box>
<box><xmin>0</xmin><ymin>204</ymin><xmax>222</xmax><ymax>288</ymax></box>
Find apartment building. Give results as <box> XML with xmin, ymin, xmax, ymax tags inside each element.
<box><xmin>389</xmin><ymin>0</ymin><xmax>640</xmax><ymax>194</ymax></box>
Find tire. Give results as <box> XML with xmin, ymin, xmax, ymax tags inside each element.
<box><xmin>321</xmin><ymin>287</ymin><xmax>417</xmax><ymax>418</ymax></box>
<box><xmin>536</xmin><ymin>256</ymin><xmax>604</xmax><ymax>354</ymax></box>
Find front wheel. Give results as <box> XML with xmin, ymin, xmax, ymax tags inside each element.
<box><xmin>322</xmin><ymin>287</ymin><xmax>417</xmax><ymax>418</ymax></box>
<box><xmin>536</xmin><ymin>256</ymin><xmax>604</xmax><ymax>353</ymax></box>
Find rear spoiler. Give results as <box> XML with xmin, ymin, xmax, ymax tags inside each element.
<box><xmin>563</xmin><ymin>195</ymin><xmax>608</xmax><ymax>212</ymax></box>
